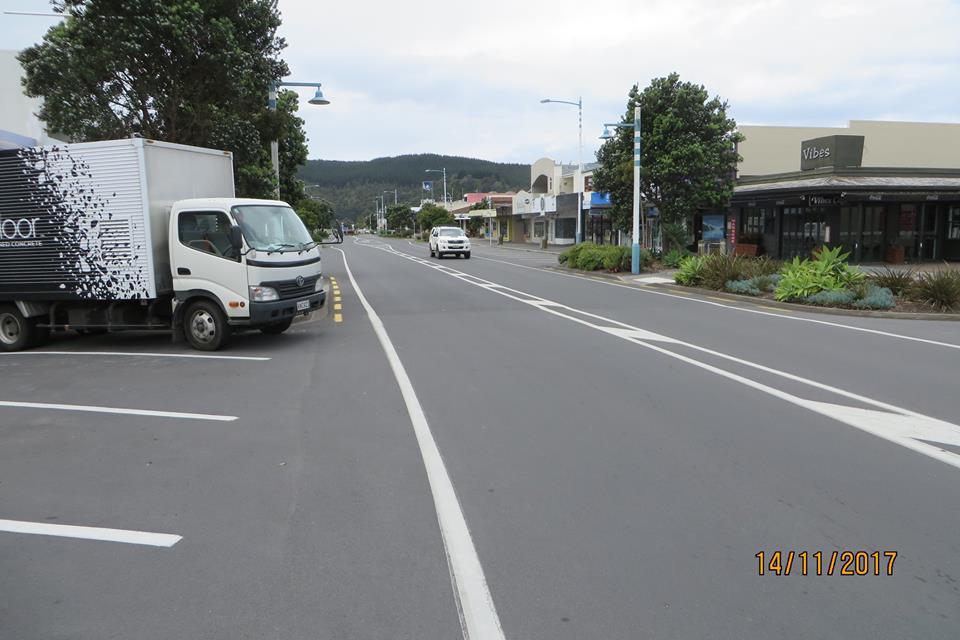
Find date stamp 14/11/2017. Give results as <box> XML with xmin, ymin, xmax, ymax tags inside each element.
<box><xmin>756</xmin><ymin>550</ymin><xmax>898</xmax><ymax>576</ymax></box>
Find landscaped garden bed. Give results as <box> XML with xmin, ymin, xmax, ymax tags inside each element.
<box><xmin>673</xmin><ymin>247</ymin><xmax>960</xmax><ymax>314</ymax></box>
<box><xmin>558</xmin><ymin>242</ymin><xmax>658</xmax><ymax>273</ymax></box>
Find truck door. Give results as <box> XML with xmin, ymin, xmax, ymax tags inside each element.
<box><xmin>171</xmin><ymin>209</ymin><xmax>249</xmax><ymax>318</ymax></box>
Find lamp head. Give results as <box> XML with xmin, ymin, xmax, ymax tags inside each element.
<box><xmin>540</xmin><ymin>99</ymin><xmax>550</xmax><ymax>103</ymax></box>
<box><xmin>599</xmin><ymin>126</ymin><xmax>614</xmax><ymax>140</ymax></box>
<box><xmin>308</xmin><ymin>86</ymin><xmax>330</xmax><ymax>106</ymax></box>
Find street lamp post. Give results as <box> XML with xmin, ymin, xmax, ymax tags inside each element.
<box><xmin>540</xmin><ymin>96</ymin><xmax>583</xmax><ymax>243</ymax></box>
<box><xmin>382</xmin><ymin>190</ymin><xmax>397</xmax><ymax>231</ymax></box>
<box><xmin>425</xmin><ymin>168</ymin><xmax>447</xmax><ymax>205</ymax></box>
<box><xmin>600</xmin><ymin>104</ymin><xmax>642</xmax><ymax>274</ymax></box>
<box><xmin>268</xmin><ymin>80</ymin><xmax>329</xmax><ymax>199</ymax></box>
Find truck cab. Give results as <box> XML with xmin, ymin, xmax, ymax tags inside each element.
<box><xmin>170</xmin><ymin>198</ymin><xmax>329</xmax><ymax>350</ymax></box>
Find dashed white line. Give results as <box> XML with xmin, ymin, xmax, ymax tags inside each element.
<box><xmin>335</xmin><ymin>247</ymin><xmax>505</xmax><ymax>640</ymax></box>
<box><xmin>357</xmin><ymin>240</ymin><xmax>960</xmax><ymax>470</ymax></box>
<box><xmin>0</xmin><ymin>400</ymin><xmax>237</xmax><ymax>422</ymax></box>
<box><xmin>0</xmin><ymin>519</ymin><xmax>182</xmax><ymax>547</ymax></box>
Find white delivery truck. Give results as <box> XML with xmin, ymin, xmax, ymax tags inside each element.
<box><xmin>0</xmin><ymin>137</ymin><xmax>341</xmax><ymax>351</ymax></box>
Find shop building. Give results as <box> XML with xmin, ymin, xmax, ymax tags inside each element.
<box><xmin>513</xmin><ymin>157</ymin><xmax>601</xmax><ymax>245</ymax></box>
<box><xmin>731</xmin><ymin>124</ymin><xmax>960</xmax><ymax>262</ymax></box>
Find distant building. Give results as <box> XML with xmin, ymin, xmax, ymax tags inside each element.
<box><xmin>512</xmin><ymin>158</ymin><xmax>614</xmax><ymax>246</ymax></box>
<box><xmin>0</xmin><ymin>50</ymin><xmax>62</xmax><ymax>149</ymax></box>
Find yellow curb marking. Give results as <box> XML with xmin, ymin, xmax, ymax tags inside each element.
<box><xmin>334</xmin><ymin>303</ymin><xmax>342</xmax><ymax>310</ymax></box>
<box><xmin>334</xmin><ymin>313</ymin><xmax>343</xmax><ymax>323</ymax></box>
<box><xmin>334</xmin><ymin>296</ymin><xmax>341</xmax><ymax>302</ymax></box>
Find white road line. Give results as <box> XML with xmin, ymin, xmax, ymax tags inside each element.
<box><xmin>0</xmin><ymin>400</ymin><xmax>236</xmax><ymax>422</ymax></box>
<box><xmin>470</xmin><ymin>253</ymin><xmax>960</xmax><ymax>351</ymax></box>
<box><xmin>0</xmin><ymin>519</ymin><xmax>181</xmax><ymax>547</ymax></box>
<box><xmin>357</xmin><ymin>241</ymin><xmax>960</xmax><ymax>471</ymax></box>
<box><xmin>0</xmin><ymin>351</ymin><xmax>270</xmax><ymax>361</ymax></box>
<box><xmin>334</xmin><ymin>247</ymin><xmax>505</xmax><ymax>640</ymax></box>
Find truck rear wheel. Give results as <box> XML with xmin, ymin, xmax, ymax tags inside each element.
<box><xmin>0</xmin><ymin>305</ymin><xmax>38</xmax><ymax>352</ymax></box>
<box><xmin>184</xmin><ymin>300</ymin><xmax>231</xmax><ymax>351</ymax></box>
<box><xmin>260</xmin><ymin>318</ymin><xmax>293</xmax><ymax>335</ymax></box>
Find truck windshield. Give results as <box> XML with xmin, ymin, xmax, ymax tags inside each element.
<box><xmin>232</xmin><ymin>205</ymin><xmax>313</xmax><ymax>252</ymax></box>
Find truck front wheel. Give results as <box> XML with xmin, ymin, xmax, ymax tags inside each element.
<box><xmin>184</xmin><ymin>300</ymin><xmax>231</xmax><ymax>351</ymax></box>
<box><xmin>0</xmin><ymin>305</ymin><xmax>38</xmax><ymax>352</ymax></box>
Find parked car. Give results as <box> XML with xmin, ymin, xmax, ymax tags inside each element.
<box><xmin>429</xmin><ymin>226</ymin><xmax>471</xmax><ymax>259</ymax></box>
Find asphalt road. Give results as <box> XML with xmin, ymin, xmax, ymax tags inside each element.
<box><xmin>1</xmin><ymin>235</ymin><xmax>958</xmax><ymax>639</ymax></box>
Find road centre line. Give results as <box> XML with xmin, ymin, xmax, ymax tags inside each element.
<box><xmin>0</xmin><ymin>400</ymin><xmax>237</xmax><ymax>422</ymax></box>
<box><xmin>467</xmin><ymin>251</ymin><xmax>960</xmax><ymax>351</ymax></box>
<box><xmin>0</xmin><ymin>518</ymin><xmax>181</xmax><ymax>547</ymax></box>
<box><xmin>0</xmin><ymin>351</ymin><xmax>270</xmax><ymax>361</ymax></box>
<box><xmin>357</xmin><ymin>240</ymin><xmax>960</xmax><ymax>470</ymax></box>
<box><xmin>334</xmin><ymin>247</ymin><xmax>505</xmax><ymax>640</ymax></box>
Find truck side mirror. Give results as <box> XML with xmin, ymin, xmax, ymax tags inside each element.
<box><xmin>229</xmin><ymin>226</ymin><xmax>243</xmax><ymax>251</ymax></box>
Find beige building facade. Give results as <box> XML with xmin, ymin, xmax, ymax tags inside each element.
<box><xmin>737</xmin><ymin>120</ymin><xmax>960</xmax><ymax>176</ymax></box>
<box><xmin>0</xmin><ymin>50</ymin><xmax>61</xmax><ymax>149</ymax></box>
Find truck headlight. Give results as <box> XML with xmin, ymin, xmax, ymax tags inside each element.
<box><xmin>249</xmin><ymin>286</ymin><xmax>279</xmax><ymax>302</ymax></box>
<box><xmin>315</xmin><ymin>278</ymin><xmax>324</xmax><ymax>292</ymax></box>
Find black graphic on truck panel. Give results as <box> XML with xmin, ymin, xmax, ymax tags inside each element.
<box><xmin>0</xmin><ymin>145</ymin><xmax>150</xmax><ymax>300</ymax></box>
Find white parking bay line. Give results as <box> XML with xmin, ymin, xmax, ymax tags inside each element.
<box><xmin>0</xmin><ymin>351</ymin><xmax>270</xmax><ymax>361</ymax></box>
<box><xmin>0</xmin><ymin>400</ymin><xmax>236</xmax><ymax>422</ymax></box>
<box><xmin>0</xmin><ymin>519</ymin><xmax>181</xmax><ymax>547</ymax></box>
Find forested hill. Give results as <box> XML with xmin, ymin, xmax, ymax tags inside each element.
<box><xmin>298</xmin><ymin>154</ymin><xmax>529</xmax><ymax>221</ymax></box>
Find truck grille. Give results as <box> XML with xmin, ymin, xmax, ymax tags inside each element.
<box><xmin>263</xmin><ymin>276</ymin><xmax>318</xmax><ymax>299</ymax></box>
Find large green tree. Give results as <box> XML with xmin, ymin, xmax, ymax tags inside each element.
<box><xmin>18</xmin><ymin>0</ymin><xmax>305</xmax><ymax>199</ymax></box>
<box><xmin>295</xmin><ymin>197</ymin><xmax>335</xmax><ymax>240</ymax></box>
<box><xmin>592</xmin><ymin>73</ymin><xmax>743</xmax><ymax>248</ymax></box>
<box><xmin>386</xmin><ymin>204</ymin><xmax>415</xmax><ymax>231</ymax></box>
<box><xmin>417</xmin><ymin>203</ymin><xmax>455</xmax><ymax>232</ymax></box>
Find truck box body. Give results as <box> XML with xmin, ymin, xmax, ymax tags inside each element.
<box><xmin>0</xmin><ymin>138</ymin><xmax>234</xmax><ymax>302</ymax></box>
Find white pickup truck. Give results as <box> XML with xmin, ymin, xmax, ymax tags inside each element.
<box><xmin>0</xmin><ymin>137</ymin><xmax>341</xmax><ymax>351</ymax></box>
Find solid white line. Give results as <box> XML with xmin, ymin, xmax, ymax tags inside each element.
<box><xmin>0</xmin><ymin>400</ymin><xmax>237</xmax><ymax>422</ymax></box>
<box><xmin>334</xmin><ymin>247</ymin><xmax>505</xmax><ymax>640</ymax></box>
<box><xmin>470</xmin><ymin>254</ymin><xmax>960</xmax><ymax>351</ymax></box>
<box><xmin>0</xmin><ymin>519</ymin><xmax>181</xmax><ymax>547</ymax></box>
<box><xmin>0</xmin><ymin>351</ymin><xmax>270</xmax><ymax>361</ymax></box>
<box><xmin>357</xmin><ymin>241</ymin><xmax>960</xmax><ymax>471</ymax></box>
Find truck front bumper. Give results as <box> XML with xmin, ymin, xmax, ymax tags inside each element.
<box><xmin>247</xmin><ymin>287</ymin><xmax>326</xmax><ymax>326</ymax></box>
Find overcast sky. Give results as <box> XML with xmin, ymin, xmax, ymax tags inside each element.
<box><xmin>3</xmin><ymin>0</ymin><xmax>960</xmax><ymax>163</ymax></box>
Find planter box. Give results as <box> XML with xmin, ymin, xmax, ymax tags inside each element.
<box><xmin>885</xmin><ymin>245</ymin><xmax>905</xmax><ymax>264</ymax></box>
<box><xmin>734</xmin><ymin>243</ymin><xmax>759</xmax><ymax>257</ymax></box>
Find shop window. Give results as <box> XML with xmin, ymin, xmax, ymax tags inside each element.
<box><xmin>534</xmin><ymin>221</ymin><xmax>545</xmax><ymax>239</ymax></box>
<box><xmin>948</xmin><ymin>206</ymin><xmax>960</xmax><ymax>240</ymax></box>
<box><xmin>555</xmin><ymin>218</ymin><xmax>576</xmax><ymax>239</ymax></box>
<box><xmin>740</xmin><ymin>207</ymin><xmax>765</xmax><ymax>236</ymax></box>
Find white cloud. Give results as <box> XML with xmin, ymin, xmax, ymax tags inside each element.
<box><xmin>4</xmin><ymin>0</ymin><xmax>959</xmax><ymax>162</ymax></box>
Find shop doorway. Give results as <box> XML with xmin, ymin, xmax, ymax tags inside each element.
<box><xmin>780</xmin><ymin>206</ymin><xmax>826</xmax><ymax>259</ymax></box>
<box><xmin>918</xmin><ymin>203</ymin><xmax>941</xmax><ymax>261</ymax></box>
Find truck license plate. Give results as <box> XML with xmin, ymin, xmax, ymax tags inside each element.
<box><xmin>296</xmin><ymin>300</ymin><xmax>310</xmax><ymax>311</ymax></box>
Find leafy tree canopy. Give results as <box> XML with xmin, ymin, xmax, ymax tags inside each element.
<box><xmin>386</xmin><ymin>204</ymin><xmax>415</xmax><ymax>231</ymax></box>
<box><xmin>592</xmin><ymin>73</ymin><xmax>743</xmax><ymax>244</ymax></box>
<box><xmin>417</xmin><ymin>203</ymin><xmax>455</xmax><ymax>231</ymax></box>
<box><xmin>18</xmin><ymin>0</ymin><xmax>307</xmax><ymax>200</ymax></box>
<box><xmin>295</xmin><ymin>197</ymin><xmax>335</xmax><ymax>240</ymax></box>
